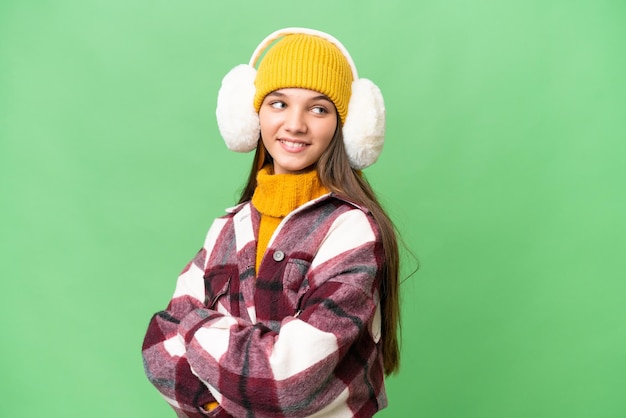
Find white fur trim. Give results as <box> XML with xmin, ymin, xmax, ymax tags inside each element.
<box><xmin>216</xmin><ymin>64</ymin><xmax>260</xmax><ymax>152</ymax></box>
<box><xmin>342</xmin><ymin>78</ymin><xmax>386</xmax><ymax>169</ymax></box>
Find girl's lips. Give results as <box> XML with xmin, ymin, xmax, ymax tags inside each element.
<box><xmin>278</xmin><ymin>138</ymin><xmax>310</xmax><ymax>152</ymax></box>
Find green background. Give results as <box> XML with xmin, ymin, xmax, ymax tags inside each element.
<box><xmin>1</xmin><ymin>0</ymin><xmax>625</xmax><ymax>417</ymax></box>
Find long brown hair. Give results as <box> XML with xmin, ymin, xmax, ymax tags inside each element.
<box><xmin>237</xmin><ymin>126</ymin><xmax>401</xmax><ymax>375</ymax></box>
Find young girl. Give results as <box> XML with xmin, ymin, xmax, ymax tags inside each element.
<box><xmin>142</xmin><ymin>27</ymin><xmax>401</xmax><ymax>418</ymax></box>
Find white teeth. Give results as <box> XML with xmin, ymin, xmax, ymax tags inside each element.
<box><xmin>280</xmin><ymin>139</ymin><xmax>307</xmax><ymax>148</ymax></box>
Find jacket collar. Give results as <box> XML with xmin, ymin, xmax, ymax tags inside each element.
<box><xmin>225</xmin><ymin>192</ymin><xmax>369</xmax><ymax>216</ymax></box>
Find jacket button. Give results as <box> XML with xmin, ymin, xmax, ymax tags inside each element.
<box><xmin>273</xmin><ymin>250</ymin><xmax>285</xmax><ymax>262</ymax></box>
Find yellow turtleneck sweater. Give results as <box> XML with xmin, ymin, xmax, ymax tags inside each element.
<box><xmin>251</xmin><ymin>165</ymin><xmax>329</xmax><ymax>272</ymax></box>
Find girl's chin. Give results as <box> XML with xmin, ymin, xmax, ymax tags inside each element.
<box><xmin>272</xmin><ymin>162</ymin><xmax>316</xmax><ymax>175</ymax></box>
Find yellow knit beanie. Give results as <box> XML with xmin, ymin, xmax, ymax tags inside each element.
<box><xmin>253</xmin><ymin>33</ymin><xmax>354</xmax><ymax>124</ymax></box>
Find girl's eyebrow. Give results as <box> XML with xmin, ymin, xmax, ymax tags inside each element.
<box><xmin>311</xmin><ymin>95</ymin><xmax>334</xmax><ymax>103</ymax></box>
<box><xmin>266</xmin><ymin>91</ymin><xmax>333</xmax><ymax>103</ymax></box>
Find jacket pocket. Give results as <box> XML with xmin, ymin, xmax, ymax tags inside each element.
<box><xmin>203</xmin><ymin>268</ymin><xmax>231</xmax><ymax>309</ymax></box>
<box><xmin>283</xmin><ymin>258</ymin><xmax>311</xmax><ymax>313</ymax></box>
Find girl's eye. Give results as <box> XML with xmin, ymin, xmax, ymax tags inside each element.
<box><xmin>270</xmin><ymin>101</ymin><xmax>286</xmax><ymax>109</ymax></box>
<box><xmin>311</xmin><ymin>106</ymin><xmax>328</xmax><ymax>114</ymax></box>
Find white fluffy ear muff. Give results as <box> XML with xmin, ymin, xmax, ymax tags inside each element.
<box><xmin>343</xmin><ymin>78</ymin><xmax>386</xmax><ymax>169</ymax></box>
<box><xmin>216</xmin><ymin>64</ymin><xmax>259</xmax><ymax>152</ymax></box>
<box><xmin>215</xmin><ymin>27</ymin><xmax>386</xmax><ymax>168</ymax></box>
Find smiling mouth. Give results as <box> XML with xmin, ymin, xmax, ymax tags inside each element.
<box><xmin>279</xmin><ymin>139</ymin><xmax>309</xmax><ymax>148</ymax></box>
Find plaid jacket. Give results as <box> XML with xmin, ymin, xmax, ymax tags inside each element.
<box><xmin>143</xmin><ymin>194</ymin><xmax>387</xmax><ymax>417</ymax></box>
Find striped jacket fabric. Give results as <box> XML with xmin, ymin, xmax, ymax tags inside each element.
<box><xmin>142</xmin><ymin>194</ymin><xmax>387</xmax><ymax>417</ymax></box>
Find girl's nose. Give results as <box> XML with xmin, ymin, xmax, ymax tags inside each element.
<box><xmin>284</xmin><ymin>109</ymin><xmax>307</xmax><ymax>133</ymax></box>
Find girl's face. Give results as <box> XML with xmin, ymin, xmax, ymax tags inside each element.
<box><xmin>259</xmin><ymin>88</ymin><xmax>338</xmax><ymax>175</ymax></box>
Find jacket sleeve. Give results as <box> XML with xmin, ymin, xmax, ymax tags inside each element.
<box><xmin>143</xmin><ymin>218</ymin><xmax>233</xmax><ymax>418</ymax></box>
<box><xmin>179</xmin><ymin>209</ymin><xmax>383</xmax><ymax>417</ymax></box>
